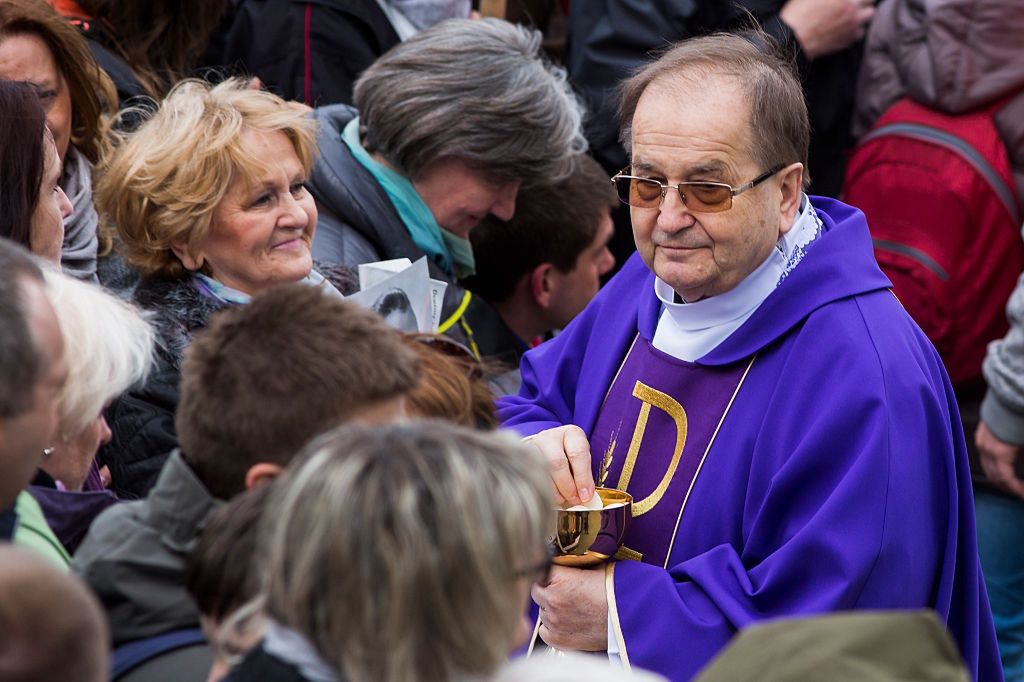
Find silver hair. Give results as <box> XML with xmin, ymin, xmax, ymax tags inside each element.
<box><xmin>354</xmin><ymin>18</ymin><xmax>586</xmax><ymax>183</ymax></box>
<box><xmin>618</xmin><ymin>31</ymin><xmax>810</xmax><ymax>188</ymax></box>
<box><xmin>43</xmin><ymin>269</ymin><xmax>154</xmax><ymax>437</ymax></box>
<box><xmin>262</xmin><ymin>421</ymin><xmax>553</xmax><ymax>682</ymax></box>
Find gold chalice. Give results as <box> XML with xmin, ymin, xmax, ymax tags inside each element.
<box><xmin>551</xmin><ymin>487</ymin><xmax>632</xmax><ymax>567</ymax></box>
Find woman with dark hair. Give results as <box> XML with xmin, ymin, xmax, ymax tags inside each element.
<box><xmin>0</xmin><ymin>78</ymin><xmax>72</xmax><ymax>263</ymax></box>
<box><xmin>0</xmin><ymin>0</ymin><xmax>116</xmax><ymax>281</ymax></box>
<box><xmin>49</xmin><ymin>0</ymin><xmax>229</xmax><ymax>99</ymax></box>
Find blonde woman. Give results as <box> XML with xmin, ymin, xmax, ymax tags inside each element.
<box><xmin>93</xmin><ymin>78</ymin><xmax>355</xmax><ymax>498</ymax></box>
<box><xmin>226</xmin><ymin>421</ymin><xmax>553</xmax><ymax>682</ymax></box>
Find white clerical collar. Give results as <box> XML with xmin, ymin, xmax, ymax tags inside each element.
<box><xmin>652</xmin><ymin>195</ymin><xmax>821</xmax><ymax>361</ymax></box>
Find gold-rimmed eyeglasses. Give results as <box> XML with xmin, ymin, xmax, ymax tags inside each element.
<box><xmin>611</xmin><ymin>164</ymin><xmax>785</xmax><ymax>213</ymax></box>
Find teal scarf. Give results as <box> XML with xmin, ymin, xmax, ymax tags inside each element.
<box><xmin>341</xmin><ymin>118</ymin><xmax>475</xmax><ymax>278</ymax></box>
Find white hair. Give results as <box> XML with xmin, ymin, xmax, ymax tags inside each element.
<box><xmin>43</xmin><ymin>270</ymin><xmax>155</xmax><ymax>438</ymax></box>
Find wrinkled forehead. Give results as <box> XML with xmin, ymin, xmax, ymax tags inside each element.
<box><xmin>228</xmin><ymin>128</ymin><xmax>309</xmax><ymax>192</ymax></box>
<box><xmin>630</xmin><ymin>72</ymin><xmax>757</xmax><ymax>173</ymax></box>
<box><xmin>638</xmin><ymin>70</ymin><xmax>754</xmax><ymax>132</ymax></box>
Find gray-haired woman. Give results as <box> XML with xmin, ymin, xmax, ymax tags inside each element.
<box><xmin>224</xmin><ymin>421</ymin><xmax>553</xmax><ymax>682</ymax></box>
<box><xmin>308</xmin><ymin>18</ymin><xmax>585</xmax><ymax>356</ymax></box>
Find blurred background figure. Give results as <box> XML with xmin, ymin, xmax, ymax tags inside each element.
<box><xmin>186</xmin><ymin>485</ymin><xmax>273</xmax><ymax>682</ymax></box>
<box><xmin>464</xmin><ymin>152</ymin><xmax>616</xmax><ymax>389</ymax></box>
<box><xmin>693</xmin><ymin>611</ymin><xmax>969</xmax><ymax>682</ymax></box>
<box><xmin>48</xmin><ymin>0</ymin><xmax>228</xmax><ymax>103</ymax></box>
<box><xmin>0</xmin><ymin>0</ymin><xmax>115</xmax><ymax>280</ymax></box>
<box><xmin>848</xmin><ymin>2</ymin><xmax>1024</xmax><ymax>677</ymax></box>
<box><xmin>0</xmin><ymin>545</ymin><xmax>108</xmax><ymax>682</ymax></box>
<box><xmin>0</xmin><ymin>78</ymin><xmax>71</xmax><ymax>266</ymax></box>
<box><xmin>308</xmin><ymin>18</ymin><xmax>584</xmax><ymax>355</ymax></box>
<box><xmin>225</xmin><ymin>422</ymin><xmax>552</xmax><ymax>682</ymax></box>
<box><xmin>208</xmin><ymin>0</ymin><xmax>472</xmax><ymax>109</ymax></box>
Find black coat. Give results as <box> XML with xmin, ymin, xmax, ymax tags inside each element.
<box><xmin>566</xmin><ymin>0</ymin><xmax>865</xmax><ymax>198</ymax></box>
<box><xmin>98</xmin><ymin>274</ymin><xmax>228</xmax><ymax>500</ymax></box>
<box><xmin>99</xmin><ymin>266</ymin><xmax>358</xmax><ymax>499</ymax></box>
<box><xmin>208</xmin><ymin>0</ymin><xmax>400</xmax><ymax>106</ymax></box>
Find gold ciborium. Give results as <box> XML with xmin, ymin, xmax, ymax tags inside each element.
<box><xmin>551</xmin><ymin>487</ymin><xmax>632</xmax><ymax>567</ymax></box>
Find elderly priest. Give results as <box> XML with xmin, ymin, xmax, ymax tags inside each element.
<box><xmin>499</xmin><ymin>32</ymin><xmax>1002</xmax><ymax>682</ymax></box>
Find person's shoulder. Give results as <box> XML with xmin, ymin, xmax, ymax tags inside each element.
<box><xmin>795</xmin><ymin>288</ymin><xmax>945</xmax><ymax>389</ymax></box>
<box><xmin>133</xmin><ymin>275</ymin><xmax>224</xmax><ymax>352</ymax></box>
<box><xmin>311</xmin><ymin>105</ymin><xmax>358</xmax><ymax>140</ymax></box>
<box><xmin>72</xmin><ymin>499</ymin><xmax>148</xmax><ymax>569</ymax></box>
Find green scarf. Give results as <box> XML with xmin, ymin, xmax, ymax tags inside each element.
<box><xmin>341</xmin><ymin>118</ymin><xmax>475</xmax><ymax>278</ymax></box>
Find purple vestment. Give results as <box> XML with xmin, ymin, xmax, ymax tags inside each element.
<box><xmin>499</xmin><ymin>198</ymin><xmax>1002</xmax><ymax>681</ymax></box>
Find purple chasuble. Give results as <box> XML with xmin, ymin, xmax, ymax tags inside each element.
<box><xmin>590</xmin><ymin>336</ymin><xmax>750</xmax><ymax>568</ymax></box>
<box><xmin>500</xmin><ymin>198</ymin><xmax>1002</xmax><ymax>682</ymax></box>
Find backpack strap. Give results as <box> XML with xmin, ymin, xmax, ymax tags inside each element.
<box><xmin>860</xmin><ymin>121</ymin><xmax>1022</xmax><ymax>226</ymax></box>
<box><xmin>110</xmin><ymin>628</ymin><xmax>207</xmax><ymax>679</ymax></box>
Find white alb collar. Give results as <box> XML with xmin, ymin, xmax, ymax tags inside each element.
<box><xmin>654</xmin><ymin>194</ymin><xmax>821</xmax><ymax>332</ymax></box>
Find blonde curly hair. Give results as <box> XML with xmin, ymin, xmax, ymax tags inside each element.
<box><xmin>95</xmin><ymin>78</ymin><xmax>317</xmax><ymax>279</ymax></box>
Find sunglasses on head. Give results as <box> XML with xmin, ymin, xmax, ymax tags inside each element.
<box><xmin>410</xmin><ymin>334</ymin><xmax>484</xmax><ymax>380</ymax></box>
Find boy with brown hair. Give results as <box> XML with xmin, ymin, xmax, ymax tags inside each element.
<box><xmin>74</xmin><ymin>284</ymin><xmax>419</xmax><ymax>645</ymax></box>
<box><xmin>463</xmin><ymin>153</ymin><xmax>616</xmax><ymax>383</ymax></box>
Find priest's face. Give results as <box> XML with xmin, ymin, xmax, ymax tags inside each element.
<box><xmin>627</xmin><ymin>75</ymin><xmax>800</xmax><ymax>302</ymax></box>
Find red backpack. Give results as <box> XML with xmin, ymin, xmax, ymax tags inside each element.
<box><xmin>843</xmin><ymin>97</ymin><xmax>1024</xmax><ymax>386</ymax></box>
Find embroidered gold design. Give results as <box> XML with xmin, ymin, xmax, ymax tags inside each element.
<box><xmin>597</xmin><ymin>425</ymin><xmax>619</xmax><ymax>489</ymax></box>
<box><xmin>617</xmin><ymin>381</ymin><xmax>689</xmax><ymax>516</ymax></box>
<box><xmin>614</xmin><ymin>546</ymin><xmax>644</xmax><ymax>562</ymax></box>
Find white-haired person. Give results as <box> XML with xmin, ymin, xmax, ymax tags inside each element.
<box><xmin>224</xmin><ymin>421</ymin><xmax>553</xmax><ymax>682</ymax></box>
<box><xmin>19</xmin><ymin>268</ymin><xmax>153</xmax><ymax>557</ymax></box>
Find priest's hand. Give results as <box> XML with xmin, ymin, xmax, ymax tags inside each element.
<box><xmin>976</xmin><ymin>420</ymin><xmax>1024</xmax><ymax>500</ymax></box>
<box><xmin>532</xmin><ymin>565</ymin><xmax>608</xmax><ymax>651</ymax></box>
<box><xmin>527</xmin><ymin>425</ymin><xmax>596</xmax><ymax>507</ymax></box>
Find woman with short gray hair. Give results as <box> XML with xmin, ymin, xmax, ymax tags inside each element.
<box><xmin>309</xmin><ymin>18</ymin><xmax>585</xmax><ymax>355</ymax></box>
<box><xmin>225</xmin><ymin>421</ymin><xmax>553</xmax><ymax>682</ymax></box>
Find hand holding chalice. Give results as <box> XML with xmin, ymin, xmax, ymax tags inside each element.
<box><xmin>551</xmin><ymin>442</ymin><xmax>632</xmax><ymax>567</ymax></box>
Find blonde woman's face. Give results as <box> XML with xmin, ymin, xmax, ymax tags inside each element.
<box><xmin>178</xmin><ymin>130</ymin><xmax>317</xmax><ymax>296</ymax></box>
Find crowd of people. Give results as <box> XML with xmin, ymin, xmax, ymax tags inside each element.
<box><xmin>0</xmin><ymin>0</ymin><xmax>1021</xmax><ymax>681</ymax></box>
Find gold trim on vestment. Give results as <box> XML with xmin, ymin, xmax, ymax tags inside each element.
<box><xmin>614</xmin><ymin>546</ymin><xmax>643</xmax><ymax>562</ymax></box>
<box><xmin>663</xmin><ymin>354</ymin><xmax>757</xmax><ymax>568</ymax></box>
<box><xmin>600</xmin><ymin>334</ymin><xmax>641</xmax><ymax>405</ymax></box>
<box><xmin>606</xmin><ymin>562</ymin><xmax>632</xmax><ymax>670</ymax></box>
